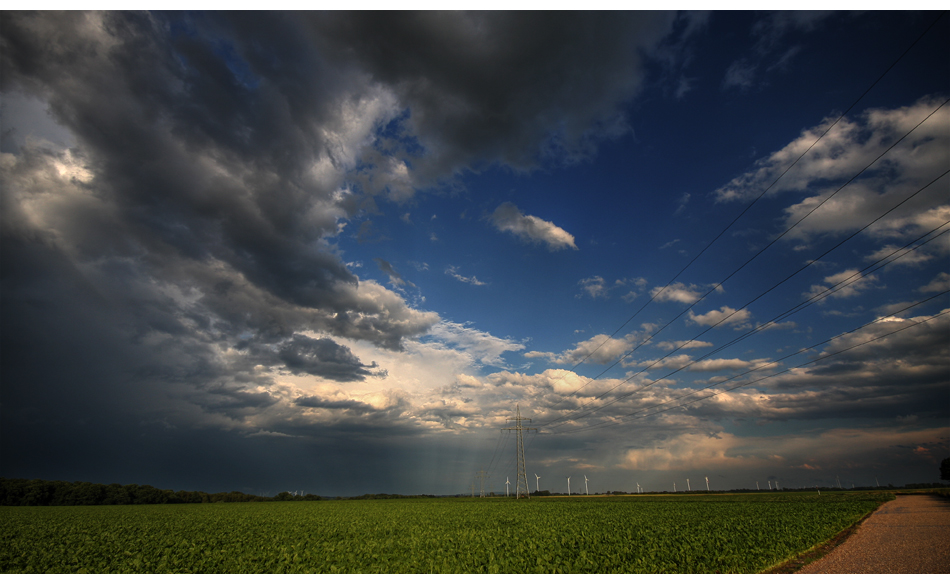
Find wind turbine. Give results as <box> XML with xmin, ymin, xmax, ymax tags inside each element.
<box><xmin>535</xmin><ymin>474</ymin><xmax>541</xmax><ymax>493</ymax></box>
<box><xmin>705</xmin><ymin>476</ymin><xmax>709</xmax><ymax>491</ymax></box>
<box><xmin>584</xmin><ymin>475</ymin><xmax>589</xmax><ymax>496</ymax></box>
<box><xmin>756</xmin><ymin>482</ymin><xmax>759</xmax><ymax>491</ymax></box>
<box><xmin>673</xmin><ymin>482</ymin><xmax>676</xmax><ymax>493</ymax></box>
<box><xmin>687</xmin><ymin>478</ymin><xmax>691</xmax><ymax>491</ymax></box>
<box><xmin>567</xmin><ymin>476</ymin><xmax>572</xmax><ymax>496</ymax></box>
<box><xmin>505</xmin><ymin>477</ymin><xmax>510</xmax><ymax>498</ymax></box>
<box><xmin>636</xmin><ymin>482</ymin><xmax>641</xmax><ymax>494</ymax></box>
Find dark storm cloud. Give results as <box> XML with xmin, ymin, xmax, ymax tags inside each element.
<box><xmin>276</xmin><ymin>335</ymin><xmax>382</xmax><ymax>382</ymax></box>
<box><xmin>191</xmin><ymin>385</ymin><xmax>281</xmax><ymax>417</ymax></box>
<box><xmin>1</xmin><ymin>11</ymin><xmax>677</xmax><ymax>341</ymax></box>
<box><xmin>1</xmin><ymin>12</ymin><xmax>353</xmax><ymax>301</ymax></box>
<box><xmin>305</xmin><ymin>11</ymin><xmax>677</xmax><ymax>180</ymax></box>
<box><xmin>294</xmin><ymin>396</ymin><xmax>378</xmax><ymax>413</ymax></box>
<box><xmin>0</xmin><ymin>9</ymin><xmax>681</xmax><ymax>375</ymax></box>
<box><xmin>0</xmin><ymin>10</ymin><xmax>689</xmax><ymax>491</ymax></box>
<box><xmin>1</xmin><ymin>11</ymin><xmax>444</xmax><ymax>351</ymax></box>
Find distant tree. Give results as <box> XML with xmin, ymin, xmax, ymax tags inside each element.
<box><xmin>73</xmin><ymin>482</ymin><xmax>105</xmax><ymax>505</ymax></box>
<box><xmin>175</xmin><ymin>490</ymin><xmax>202</xmax><ymax>504</ymax></box>
<box><xmin>22</xmin><ymin>480</ymin><xmax>54</xmax><ymax>506</ymax></box>
<box><xmin>105</xmin><ymin>484</ymin><xmax>132</xmax><ymax>505</ymax></box>
<box><xmin>941</xmin><ymin>458</ymin><xmax>950</xmax><ymax>481</ymax></box>
<box><xmin>131</xmin><ymin>484</ymin><xmax>165</xmax><ymax>504</ymax></box>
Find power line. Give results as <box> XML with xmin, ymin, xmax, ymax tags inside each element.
<box><xmin>697</xmin><ymin>221</ymin><xmax>950</xmax><ymax>364</ymax></box>
<box><xmin>483</xmin><ymin>424</ymin><xmax>510</xmax><ymax>477</ymax></box>
<box><xmin>553</xmin><ymin>294</ymin><xmax>949</xmax><ymax>434</ymax></box>
<box><xmin>542</xmin><ymin>219</ymin><xmax>949</xmax><ymax>431</ymax></box>
<box><xmin>542</xmin><ymin>161</ymin><xmax>950</xmax><ymax>426</ymax></box>
<box><xmin>552</xmin><ymin>285</ymin><xmax>949</xmax><ymax>432</ymax></box>
<box><xmin>534</xmin><ymin>11</ymin><xmax>948</xmax><ymax>413</ymax></box>
<box><xmin>537</xmin><ymin>97</ymin><xmax>949</xmax><ymax>428</ymax></box>
<box><xmin>471</xmin><ymin>12</ymin><xmax>949</xmax><ymax>478</ymax></box>
<box><xmin>563</xmin><ymin>304</ymin><xmax>949</xmax><ymax>433</ymax></box>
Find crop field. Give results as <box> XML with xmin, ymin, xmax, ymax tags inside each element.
<box><xmin>1</xmin><ymin>491</ymin><xmax>891</xmax><ymax>574</ymax></box>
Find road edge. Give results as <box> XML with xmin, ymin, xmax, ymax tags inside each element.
<box><xmin>760</xmin><ymin>504</ymin><xmax>884</xmax><ymax>574</ymax></box>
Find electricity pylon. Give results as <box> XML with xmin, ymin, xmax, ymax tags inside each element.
<box><xmin>476</xmin><ymin>469</ymin><xmax>489</xmax><ymax>498</ymax></box>
<box><xmin>502</xmin><ymin>405</ymin><xmax>537</xmax><ymax>498</ymax></box>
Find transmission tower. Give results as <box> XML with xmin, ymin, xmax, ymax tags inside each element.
<box><xmin>475</xmin><ymin>469</ymin><xmax>489</xmax><ymax>498</ymax></box>
<box><xmin>502</xmin><ymin>405</ymin><xmax>538</xmax><ymax>498</ymax></box>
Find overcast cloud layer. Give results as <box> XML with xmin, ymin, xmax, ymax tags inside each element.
<box><xmin>2</xmin><ymin>11</ymin><xmax>947</xmax><ymax>496</ymax></box>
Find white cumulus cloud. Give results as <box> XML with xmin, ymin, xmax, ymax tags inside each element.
<box><xmin>490</xmin><ymin>202</ymin><xmax>578</xmax><ymax>251</ymax></box>
<box><xmin>715</xmin><ymin>97</ymin><xmax>950</xmax><ymax>244</ymax></box>
<box><xmin>651</xmin><ymin>282</ymin><xmax>710</xmax><ymax>304</ymax></box>
<box><xmin>805</xmin><ymin>270</ymin><xmax>879</xmax><ymax>302</ymax></box>
<box><xmin>688</xmin><ymin>306</ymin><xmax>752</xmax><ymax>328</ymax></box>
<box><xmin>525</xmin><ymin>332</ymin><xmax>642</xmax><ymax>366</ymax></box>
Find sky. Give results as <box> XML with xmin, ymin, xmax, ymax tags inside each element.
<box><xmin>1</xmin><ymin>10</ymin><xmax>948</xmax><ymax>497</ymax></box>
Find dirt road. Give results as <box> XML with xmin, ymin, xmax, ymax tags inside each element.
<box><xmin>797</xmin><ymin>495</ymin><xmax>950</xmax><ymax>574</ymax></box>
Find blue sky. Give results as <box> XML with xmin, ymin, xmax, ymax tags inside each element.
<box><xmin>1</xmin><ymin>10</ymin><xmax>948</xmax><ymax>497</ymax></box>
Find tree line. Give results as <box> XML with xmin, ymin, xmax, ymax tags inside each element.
<box><xmin>344</xmin><ymin>493</ymin><xmax>438</xmax><ymax>500</ymax></box>
<box><xmin>0</xmin><ymin>478</ymin><xmax>444</xmax><ymax>505</ymax></box>
<box><xmin>0</xmin><ymin>477</ymin><xmax>314</xmax><ymax>506</ymax></box>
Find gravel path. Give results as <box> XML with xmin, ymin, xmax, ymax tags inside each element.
<box><xmin>797</xmin><ymin>495</ymin><xmax>950</xmax><ymax>574</ymax></box>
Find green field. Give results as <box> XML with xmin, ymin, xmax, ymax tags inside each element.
<box><xmin>0</xmin><ymin>491</ymin><xmax>891</xmax><ymax>574</ymax></box>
